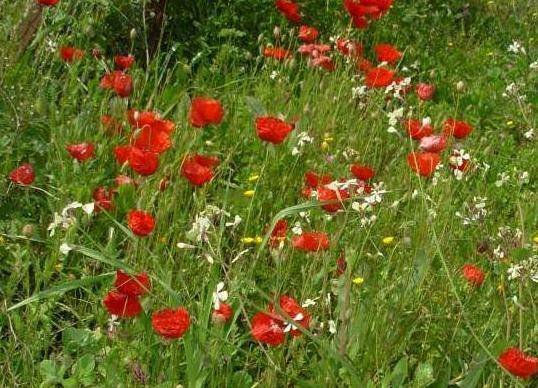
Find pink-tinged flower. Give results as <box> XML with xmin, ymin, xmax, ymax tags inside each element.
<box><xmin>9</xmin><ymin>163</ymin><xmax>35</xmax><ymax>185</ymax></box>
<box><xmin>498</xmin><ymin>347</ymin><xmax>538</xmax><ymax>379</ymax></box>
<box><xmin>415</xmin><ymin>83</ymin><xmax>436</xmax><ymax>100</ymax></box>
<box><xmin>66</xmin><ymin>143</ymin><xmax>95</xmax><ymax>162</ymax></box>
<box><xmin>336</xmin><ymin>39</ymin><xmax>363</xmax><ymax>57</ymax></box>
<box><xmin>310</xmin><ymin>56</ymin><xmax>335</xmax><ymax>71</ymax></box>
<box><xmin>461</xmin><ymin>264</ymin><xmax>485</xmax><ymax>287</ymax></box>
<box><xmin>92</xmin><ymin>186</ymin><xmax>114</xmax><ymax>212</ymax></box>
<box><xmin>298</xmin><ymin>44</ymin><xmax>332</xmax><ymax>58</ymax></box>
<box><xmin>419</xmin><ymin>135</ymin><xmax>447</xmax><ymax>153</ymax></box>
<box><xmin>298</xmin><ymin>25</ymin><xmax>319</xmax><ymax>43</ymax></box>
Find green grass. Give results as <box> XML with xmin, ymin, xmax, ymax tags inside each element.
<box><xmin>0</xmin><ymin>0</ymin><xmax>537</xmax><ymax>386</ymax></box>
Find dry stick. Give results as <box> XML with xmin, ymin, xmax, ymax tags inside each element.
<box><xmin>337</xmin><ymin>268</ymin><xmax>352</xmax><ymax>356</ymax></box>
<box><xmin>15</xmin><ymin>4</ymin><xmax>43</xmax><ymax>60</ymax></box>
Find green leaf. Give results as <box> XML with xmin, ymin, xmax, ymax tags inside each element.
<box><xmin>8</xmin><ymin>273</ymin><xmax>114</xmax><ymax>311</ymax></box>
<box><xmin>244</xmin><ymin>96</ymin><xmax>266</xmax><ymax>116</ymax></box>
<box><xmin>413</xmin><ymin>362</ymin><xmax>435</xmax><ymax>387</ymax></box>
<box><xmin>460</xmin><ymin>350</ymin><xmax>488</xmax><ymax>388</ymax></box>
<box><xmin>389</xmin><ymin>357</ymin><xmax>408</xmax><ymax>388</ymax></box>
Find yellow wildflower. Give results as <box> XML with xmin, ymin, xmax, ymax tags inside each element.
<box><xmin>382</xmin><ymin>236</ymin><xmax>395</xmax><ymax>245</ymax></box>
<box><xmin>243</xmin><ymin>190</ymin><xmax>255</xmax><ymax>197</ymax></box>
<box><xmin>353</xmin><ymin>277</ymin><xmax>364</xmax><ymax>285</ymax></box>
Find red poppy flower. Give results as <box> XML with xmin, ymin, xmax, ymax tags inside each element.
<box><xmin>404</xmin><ymin>119</ymin><xmax>433</xmax><ymax>140</ymax></box>
<box><xmin>59</xmin><ymin>46</ymin><xmax>84</xmax><ymax>63</ymax></box>
<box><xmin>275</xmin><ymin>0</ymin><xmax>301</xmax><ymax>23</ymax></box>
<box><xmin>127</xmin><ymin>109</ymin><xmax>157</xmax><ymax>128</ymax></box>
<box><xmin>461</xmin><ymin>264</ymin><xmax>485</xmax><ymax>287</ymax></box>
<box><xmin>336</xmin><ymin>253</ymin><xmax>347</xmax><ymax>276</ymax></box>
<box><xmin>133</xmin><ymin>126</ymin><xmax>171</xmax><ymax>154</ymax></box>
<box><xmin>419</xmin><ymin>135</ymin><xmax>447</xmax><ymax>153</ymax></box>
<box><xmin>181</xmin><ymin>154</ymin><xmax>219</xmax><ymax>186</ymax></box>
<box><xmin>189</xmin><ymin>97</ymin><xmax>224</xmax><ymax>128</ymax></box>
<box><xmin>114</xmin><ymin>270</ymin><xmax>151</xmax><ymax>296</ymax></box>
<box><xmin>365</xmin><ymin>67</ymin><xmax>395</xmax><ymax>88</ymax></box>
<box><xmin>92</xmin><ymin>187</ymin><xmax>114</xmax><ymax>212</ymax></box>
<box><xmin>298</xmin><ymin>44</ymin><xmax>331</xmax><ymax>58</ymax></box>
<box><xmin>274</xmin><ymin>295</ymin><xmax>310</xmax><ymax>336</ymax></box>
<box><xmin>212</xmin><ymin>303</ymin><xmax>233</xmax><ymax>324</ymax></box>
<box><xmin>302</xmin><ymin>171</ymin><xmax>333</xmax><ymax>198</ymax></box>
<box><xmin>127</xmin><ymin>210</ymin><xmax>155</xmax><ymax>237</ymax></box>
<box><xmin>292</xmin><ymin>231</ymin><xmax>330</xmax><ymax>252</ymax></box>
<box><xmin>498</xmin><ymin>347</ymin><xmax>538</xmax><ymax>379</ymax></box>
<box><xmin>114</xmin><ymin>54</ymin><xmax>135</xmax><ymax>70</ymax></box>
<box><xmin>357</xmin><ymin>58</ymin><xmax>374</xmax><ymax>73</ymax></box>
<box><xmin>310</xmin><ymin>56</ymin><xmax>335</xmax><ymax>71</ymax></box>
<box><xmin>263</xmin><ymin>47</ymin><xmax>292</xmax><ymax>61</ymax></box>
<box><xmin>128</xmin><ymin>147</ymin><xmax>159</xmax><ymax>176</ymax></box>
<box><xmin>103</xmin><ymin>291</ymin><xmax>142</xmax><ymax>317</ymax></box>
<box><xmin>101</xmin><ymin>115</ymin><xmax>123</xmax><ymax>135</ymax></box>
<box><xmin>350</xmin><ymin>164</ymin><xmax>375</xmax><ymax>180</ymax></box>
<box><xmin>298</xmin><ymin>25</ymin><xmax>319</xmax><ymax>43</ymax></box>
<box><xmin>66</xmin><ymin>142</ymin><xmax>95</xmax><ymax>162</ymax></box>
<box><xmin>415</xmin><ymin>83</ymin><xmax>436</xmax><ymax>101</ymax></box>
<box><xmin>374</xmin><ymin>43</ymin><xmax>401</xmax><ymax>64</ymax></box>
<box><xmin>9</xmin><ymin>163</ymin><xmax>35</xmax><ymax>186</ymax></box>
<box><xmin>336</xmin><ymin>39</ymin><xmax>363</xmax><ymax>57</ymax></box>
<box><xmin>270</xmin><ymin>219</ymin><xmax>288</xmax><ymax>247</ymax></box>
<box><xmin>113</xmin><ymin>145</ymin><xmax>132</xmax><ymax>165</ymax></box>
<box><xmin>406</xmin><ymin>152</ymin><xmax>440</xmax><ymax>177</ymax></box>
<box><xmin>113</xmin><ymin>72</ymin><xmax>133</xmax><ymax>98</ymax></box>
<box><xmin>317</xmin><ymin>185</ymin><xmax>350</xmax><ymax>213</ymax></box>
<box><xmin>255</xmin><ymin>116</ymin><xmax>294</xmax><ymax>144</ymax></box>
<box><xmin>250</xmin><ymin>312</ymin><xmax>285</xmax><ymax>346</ymax></box>
<box><xmin>443</xmin><ymin>118</ymin><xmax>473</xmax><ymax>139</ymax></box>
<box><xmin>37</xmin><ymin>0</ymin><xmax>59</xmax><ymax>5</ymax></box>
<box><xmin>351</xmin><ymin>15</ymin><xmax>369</xmax><ymax>29</ymax></box>
<box><xmin>100</xmin><ymin>71</ymin><xmax>122</xmax><ymax>89</ymax></box>
<box><xmin>152</xmin><ymin>307</ymin><xmax>191</xmax><ymax>339</ymax></box>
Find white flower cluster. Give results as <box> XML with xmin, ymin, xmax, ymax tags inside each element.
<box><xmin>185</xmin><ymin>205</ymin><xmax>241</xmax><ymax>243</ymax></box>
<box><xmin>385</xmin><ymin>77</ymin><xmax>411</xmax><ymax>100</ymax></box>
<box><xmin>507</xmin><ymin>40</ymin><xmax>526</xmax><ymax>55</ymax></box>
<box><xmin>387</xmin><ymin>107</ymin><xmax>405</xmax><ymax>134</ymax></box>
<box><xmin>455</xmin><ymin>197</ymin><xmax>487</xmax><ymax>225</ymax></box>
<box><xmin>292</xmin><ymin>131</ymin><xmax>314</xmax><ymax>156</ymax></box>
<box><xmin>48</xmin><ymin>201</ymin><xmax>95</xmax><ymax>236</ymax></box>
<box><xmin>449</xmin><ymin>149</ymin><xmax>470</xmax><ymax>180</ymax></box>
<box><xmin>507</xmin><ymin>255</ymin><xmax>538</xmax><ymax>283</ymax></box>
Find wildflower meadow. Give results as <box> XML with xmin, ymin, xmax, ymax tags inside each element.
<box><xmin>1</xmin><ymin>0</ymin><xmax>537</xmax><ymax>386</ymax></box>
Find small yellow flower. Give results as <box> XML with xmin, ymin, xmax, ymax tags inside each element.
<box><xmin>254</xmin><ymin>236</ymin><xmax>263</xmax><ymax>244</ymax></box>
<box><xmin>321</xmin><ymin>141</ymin><xmax>329</xmax><ymax>150</ymax></box>
<box><xmin>352</xmin><ymin>277</ymin><xmax>364</xmax><ymax>285</ymax></box>
<box><xmin>241</xmin><ymin>237</ymin><xmax>255</xmax><ymax>244</ymax></box>
<box><xmin>55</xmin><ymin>263</ymin><xmax>63</xmax><ymax>272</ymax></box>
<box><xmin>507</xmin><ymin>120</ymin><xmax>514</xmax><ymax>126</ymax></box>
<box><xmin>160</xmin><ymin>236</ymin><xmax>166</xmax><ymax>243</ymax></box>
<box><xmin>248</xmin><ymin>174</ymin><xmax>259</xmax><ymax>182</ymax></box>
<box><xmin>448</xmin><ymin>42</ymin><xmax>453</xmax><ymax>47</ymax></box>
<box><xmin>243</xmin><ymin>190</ymin><xmax>255</xmax><ymax>197</ymax></box>
<box><xmin>382</xmin><ymin>236</ymin><xmax>395</xmax><ymax>245</ymax></box>
<box><xmin>532</xmin><ymin>234</ymin><xmax>538</xmax><ymax>244</ymax></box>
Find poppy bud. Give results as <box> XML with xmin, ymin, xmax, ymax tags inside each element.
<box><xmin>22</xmin><ymin>224</ymin><xmax>35</xmax><ymax>236</ymax></box>
<box><xmin>273</xmin><ymin>26</ymin><xmax>281</xmax><ymax>39</ymax></box>
<box><xmin>130</xmin><ymin>28</ymin><xmax>137</xmax><ymax>40</ymax></box>
<box><xmin>456</xmin><ymin>81</ymin><xmax>465</xmax><ymax>92</ymax></box>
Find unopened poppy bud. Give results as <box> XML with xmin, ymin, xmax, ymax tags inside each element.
<box><xmin>130</xmin><ymin>28</ymin><xmax>137</xmax><ymax>40</ymax></box>
<box><xmin>22</xmin><ymin>224</ymin><xmax>34</xmax><ymax>236</ymax></box>
<box><xmin>273</xmin><ymin>26</ymin><xmax>281</xmax><ymax>39</ymax></box>
<box><xmin>456</xmin><ymin>81</ymin><xmax>465</xmax><ymax>92</ymax></box>
<box><xmin>429</xmin><ymin>69</ymin><xmax>435</xmax><ymax>78</ymax></box>
<box><xmin>257</xmin><ymin>33</ymin><xmax>264</xmax><ymax>44</ymax></box>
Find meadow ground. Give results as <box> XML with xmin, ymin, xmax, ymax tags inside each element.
<box><xmin>0</xmin><ymin>0</ymin><xmax>537</xmax><ymax>386</ymax></box>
